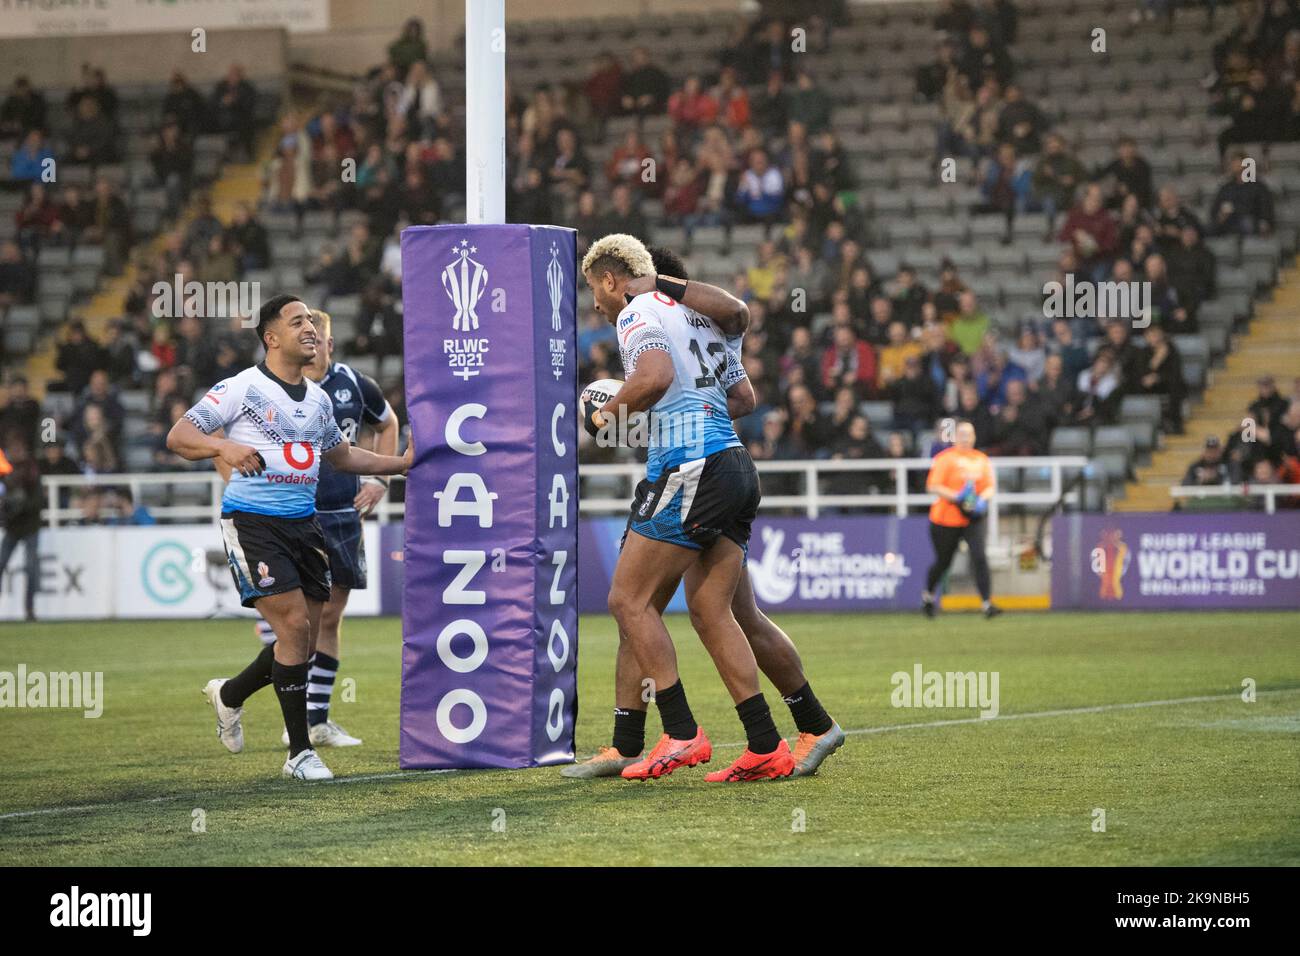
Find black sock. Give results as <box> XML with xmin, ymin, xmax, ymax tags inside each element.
<box><xmin>220</xmin><ymin>642</ymin><xmax>275</xmax><ymax>708</ymax></box>
<box><xmin>736</xmin><ymin>693</ymin><xmax>782</xmax><ymax>755</ymax></box>
<box><xmin>782</xmin><ymin>682</ymin><xmax>833</xmax><ymax>736</ymax></box>
<box><xmin>654</xmin><ymin>680</ymin><xmax>698</xmax><ymax>741</ymax></box>
<box><xmin>612</xmin><ymin>707</ymin><xmax>647</xmax><ymax>757</ymax></box>
<box><xmin>273</xmin><ymin>660</ymin><xmax>311</xmax><ymax>757</ymax></box>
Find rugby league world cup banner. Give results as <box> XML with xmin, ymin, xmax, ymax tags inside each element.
<box><xmin>1051</xmin><ymin>512</ymin><xmax>1300</xmax><ymax>609</ymax></box>
<box><xmin>400</xmin><ymin>225</ymin><xmax>578</xmax><ymax>769</ymax></box>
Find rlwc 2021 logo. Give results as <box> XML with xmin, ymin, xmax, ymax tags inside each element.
<box><xmin>547</xmin><ymin>241</ymin><xmax>567</xmax><ymax>380</ymax></box>
<box><xmin>442</xmin><ymin>239</ymin><xmax>491</xmax><ymax>381</ymax></box>
<box><xmin>746</xmin><ymin>527</ymin><xmax>913</xmax><ymax>604</ymax></box>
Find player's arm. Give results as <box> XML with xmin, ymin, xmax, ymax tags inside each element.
<box><xmin>601</xmin><ymin>348</ymin><xmax>673</xmax><ymax>419</ymax></box>
<box><xmin>323</xmin><ymin>437</ymin><xmax>411</xmax><ymax>477</ymax></box>
<box><xmin>167</xmin><ymin>418</ymin><xmax>265</xmax><ymax>475</ymax></box>
<box><xmin>626</xmin><ymin>274</ymin><xmax>749</xmax><ymax>335</ymax></box>
<box><xmin>353</xmin><ymin>401</ymin><xmax>399</xmax><ymax>516</ymax></box>
<box><xmin>925</xmin><ymin>460</ymin><xmax>964</xmax><ymax>503</ymax></box>
<box><xmin>209</xmin><ymin>427</ymin><xmax>234</xmax><ymax>481</ymax></box>
<box><xmin>722</xmin><ymin>344</ymin><xmax>754</xmax><ymax>419</ymax></box>
<box><xmin>979</xmin><ymin>458</ymin><xmax>997</xmax><ymax>500</ymax></box>
<box><xmin>169</xmin><ymin>381</ymin><xmax>265</xmax><ymax>476</ymax></box>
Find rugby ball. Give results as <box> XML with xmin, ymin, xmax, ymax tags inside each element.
<box><xmin>580</xmin><ymin>378</ymin><xmax>624</xmax><ymax>408</ymax></box>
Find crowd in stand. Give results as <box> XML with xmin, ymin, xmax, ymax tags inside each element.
<box><xmin>2</xmin><ymin>2</ymin><xmax>1299</xmax><ymax>519</ymax></box>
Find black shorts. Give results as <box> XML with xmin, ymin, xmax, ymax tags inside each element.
<box><xmin>624</xmin><ymin>445</ymin><xmax>760</xmax><ymax>553</ymax></box>
<box><xmin>316</xmin><ymin>509</ymin><xmax>367</xmax><ymax>590</ymax></box>
<box><xmin>220</xmin><ymin>511</ymin><xmax>332</xmax><ymax>607</ymax></box>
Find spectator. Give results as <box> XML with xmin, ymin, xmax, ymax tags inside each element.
<box><xmin>1219</xmin><ymin>66</ymin><xmax>1288</xmax><ymax>152</ymax></box>
<box><xmin>978</xmin><ymin>141</ymin><xmax>1032</xmax><ymax>216</ymax></box>
<box><xmin>227</xmin><ymin>202</ymin><xmax>270</xmax><ymax>272</ymax></box>
<box><xmin>0</xmin><ymin>76</ymin><xmax>46</xmax><ymax>142</ymax></box>
<box><xmin>1208</xmin><ymin>152</ymin><xmax>1275</xmax><ymax>236</ymax></box>
<box><xmin>1249</xmin><ymin>375</ymin><xmax>1289</xmax><ymax>429</ymax></box>
<box><xmin>1075</xmin><ymin>349</ymin><xmax>1122</xmax><ymax>425</ymax></box>
<box><xmin>1059</xmin><ymin>183</ymin><xmax>1119</xmax><ymax>280</ymax></box>
<box><xmin>619</xmin><ymin>47</ymin><xmax>671</xmax><ymax>116</ymax></box>
<box><xmin>1133</xmin><ymin>323</ymin><xmax>1185</xmax><ymax>433</ymax></box>
<box><xmin>9</xmin><ymin>130</ymin><xmax>55</xmax><ymax>184</ymax></box>
<box><xmin>1167</xmin><ymin>223</ymin><xmax>1216</xmax><ymax>323</ymax></box>
<box><xmin>0</xmin><ymin>377</ymin><xmax>42</xmax><ymax>450</ymax></box>
<box><xmin>66</xmin><ymin>96</ymin><xmax>117</xmax><ymax>166</ymax></box>
<box><xmin>604</xmin><ymin>128</ymin><xmax>651</xmax><ymax>191</ymax></box>
<box><xmin>889</xmin><ymin>265</ymin><xmax>928</xmax><ymax>328</ymax></box>
<box><xmin>66</xmin><ymin>65</ymin><xmax>118</xmax><ymax>123</ymax></box>
<box><xmin>161</xmin><ymin>72</ymin><xmax>207</xmax><ymax>135</ymax></box>
<box><xmin>14</xmin><ymin>180</ymin><xmax>61</xmax><ymax>257</ymax></box>
<box><xmin>1182</xmin><ymin>435</ymin><xmax>1232</xmax><ymax>486</ymax></box>
<box><xmin>990</xmin><ymin>377</ymin><xmax>1050</xmax><ymax>454</ymax></box>
<box><xmin>1007</xmin><ymin>325</ymin><xmax>1046</xmax><ymax>382</ymax></box>
<box><xmin>72</xmin><ymin>369</ymin><xmax>125</xmax><ymax>450</ymax></box>
<box><xmin>211</xmin><ymin>65</ymin><xmax>256</xmax><ymax>160</ymax></box>
<box><xmin>1095</xmin><ymin>137</ymin><xmax>1154</xmax><ymax>211</ymax></box>
<box><xmin>1032</xmin><ymin>132</ymin><xmax>1087</xmax><ymax>225</ymax></box>
<box><xmin>821</xmin><ymin>325</ymin><xmax>877</xmax><ymax>398</ymax></box>
<box><xmin>890</xmin><ymin>356</ymin><xmax>940</xmax><ymax>433</ymax></box>
<box><xmin>994</xmin><ymin>83</ymin><xmax>1045</xmax><ymax>155</ymax></box>
<box><xmin>668</xmin><ymin>75</ymin><xmax>719</xmax><ymax>131</ymax></box>
<box><xmin>784</xmin><ymin>383</ymin><xmax>834</xmax><ymax>455</ymax></box>
<box><xmin>0</xmin><ymin>440</ymin><xmax>42</xmax><ymax>621</ymax></box>
<box><xmin>151</xmin><ymin>121</ymin><xmax>195</xmax><ymax>217</ymax></box>
<box><xmin>751</xmin><ymin>71</ymin><xmax>790</xmax><ymax>138</ymax></box>
<box><xmin>397</xmin><ymin>60</ymin><xmax>442</xmax><ymax>139</ymax></box>
<box><xmin>0</xmin><ymin>240</ymin><xmax>35</xmax><ymax>308</ymax></box>
<box><xmin>88</xmin><ymin>176</ymin><xmax>132</xmax><ymax>276</ymax></box>
<box><xmin>583</xmin><ymin>53</ymin><xmax>623</xmax><ymax>124</ymax></box>
<box><xmin>388</xmin><ymin>18</ymin><xmax>428</xmax><ymax>74</ymax></box>
<box><xmin>947</xmin><ymin>290</ymin><xmax>991</xmax><ymax>356</ymax></box>
<box><xmin>1036</xmin><ymin>352</ymin><xmax>1080</xmax><ymax>427</ymax></box>
<box><xmin>787</xmin><ymin>68</ymin><xmax>833</xmax><ymax>133</ymax></box>
<box><xmin>598</xmin><ymin>184</ymin><xmax>650</xmax><ymax>242</ymax></box>
<box><xmin>1154</xmin><ymin>186</ymin><xmax>1202</xmax><ymax>252</ymax></box>
<box><xmin>877</xmin><ymin>321</ymin><xmax>923</xmax><ymax>390</ymax></box>
<box><xmin>749</xmin><ymin>19</ymin><xmax>795</xmax><ymax>84</ymax></box>
<box><xmin>960</xmin><ymin>23</ymin><xmax>1014</xmax><ymax>89</ymax></box>
<box><xmin>54</xmin><ymin>321</ymin><xmax>106</xmax><ymax>394</ymax></box>
<box><xmin>734</xmin><ymin>148</ymin><xmax>785</xmax><ymax>228</ymax></box>
<box><xmin>1144</xmin><ymin>253</ymin><xmax>1189</xmax><ymax>332</ymax></box>
<box><xmin>712</xmin><ymin>66</ymin><xmax>751</xmax><ymax>131</ymax></box>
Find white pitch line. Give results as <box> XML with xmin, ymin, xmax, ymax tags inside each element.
<box><xmin>1</xmin><ymin>689</ymin><xmax>1293</xmax><ymax>823</ymax></box>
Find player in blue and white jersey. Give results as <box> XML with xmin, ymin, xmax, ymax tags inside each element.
<box><xmin>167</xmin><ymin>294</ymin><xmax>411</xmax><ymax>781</ymax></box>
<box><xmin>227</xmin><ymin>309</ymin><xmax>397</xmax><ymax>750</ymax></box>
<box><xmin>580</xmin><ymin>233</ymin><xmax>794</xmax><ymax>782</ymax></box>
<box><xmin>564</xmin><ymin>247</ymin><xmax>843</xmax><ymax>781</ymax></box>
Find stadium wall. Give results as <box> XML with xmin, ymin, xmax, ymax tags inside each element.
<box><xmin>0</xmin><ymin>28</ymin><xmax>288</xmax><ymax>89</ymax></box>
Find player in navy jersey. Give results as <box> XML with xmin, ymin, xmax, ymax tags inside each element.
<box><xmin>564</xmin><ymin>247</ymin><xmax>843</xmax><ymax>780</ymax></box>
<box><xmin>580</xmin><ymin>233</ymin><xmax>794</xmax><ymax>782</ymax></box>
<box><xmin>167</xmin><ymin>294</ymin><xmax>411</xmax><ymax>781</ymax></box>
<box><xmin>221</xmin><ymin>309</ymin><xmax>397</xmax><ymax>749</ymax></box>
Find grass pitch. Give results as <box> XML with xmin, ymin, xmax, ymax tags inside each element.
<box><xmin>1</xmin><ymin>611</ymin><xmax>1297</xmax><ymax>866</ymax></box>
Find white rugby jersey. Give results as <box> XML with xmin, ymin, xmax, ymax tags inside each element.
<box><xmin>184</xmin><ymin>363</ymin><xmax>344</xmax><ymax>518</ymax></box>
<box><xmin>615</xmin><ymin>290</ymin><xmax>743</xmax><ymax>480</ymax></box>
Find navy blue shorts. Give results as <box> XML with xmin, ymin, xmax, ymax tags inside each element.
<box><xmin>315</xmin><ymin>509</ymin><xmax>368</xmax><ymax>591</ymax></box>
<box><xmin>624</xmin><ymin>446</ymin><xmax>760</xmax><ymax>553</ymax></box>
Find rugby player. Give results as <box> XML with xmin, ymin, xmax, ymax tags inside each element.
<box><xmin>922</xmin><ymin>419</ymin><xmax>1002</xmax><ymax>619</ymax></box>
<box><xmin>167</xmin><ymin>294</ymin><xmax>411</xmax><ymax>780</ymax></box>
<box><xmin>580</xmin><ymin>233</ymin><xmax>792</xmax><ymax>782</ymax></box>
<box><xmin>218</xmin><ymin>309</ymin><xmax>397</xmax><ymax>749</ymax></box>
<box><xmin>564</xmin><ymin>247</ymin><xmax>843</xmax><ymax>780</ymax></box>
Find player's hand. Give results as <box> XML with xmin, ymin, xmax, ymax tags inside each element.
<box><xmin>218</xmin><ymin>440</ymin><xmax>265</xmax><ymax>477</ymax></box>
<box><xmin>583</xmin><ymin>399</ymin><xmax>608</xmax><ymax>439</ymax></box>
<box><xmin>623</xmin><ymin>274</ymin><xmax>655</xmax><ymax>297</ymax></box>
<box><xmin>972</xmin><ymin>497</ymin><xmax>988</xmax><ymax>517</ymax></box>
<box><xmin>354</xmin><ymin>480</ymin><xmax>387</xmax><ymax>517</ymax></box>
<box><xmin>401</xmin><ymin>437</ymin><xmax>415</xmax><ymax>474</ymax></box>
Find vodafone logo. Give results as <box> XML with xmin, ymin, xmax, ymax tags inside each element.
<box><xmin>283</xmin><ymin>442</ymin><xmax>315</xmax><ymax>470</ymax></box>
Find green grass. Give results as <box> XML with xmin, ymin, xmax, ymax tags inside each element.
<box><xmin>1</xmin><ymin>612</ymin><xmax>1298</xmax><ymax>866</ymax></box>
